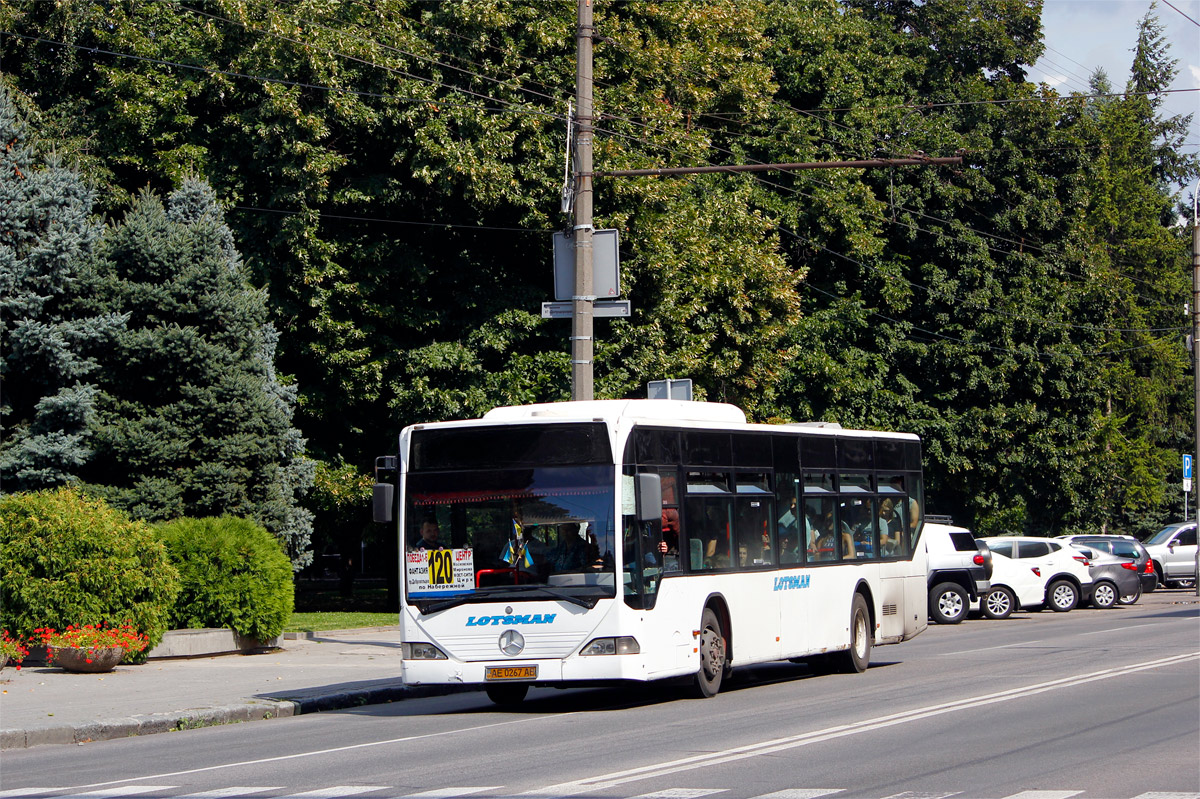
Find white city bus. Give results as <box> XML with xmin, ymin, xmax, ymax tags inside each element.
<box><xmin>373</xmin><ymin>399</ymin><xmax>928</xmax><ymax>704</ymax></box>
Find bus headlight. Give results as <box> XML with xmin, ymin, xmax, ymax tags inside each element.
<box><xmin>402</xmin><ymin>642</ymin><xmax>448</xmax><ymax>660</ymax></box>
<box><xmin>580</xmin><ymin>636</ymin><xmax>640</xmax><ymax>656</ymax></box>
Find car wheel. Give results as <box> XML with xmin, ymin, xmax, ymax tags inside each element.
<box><xmin>834</xmin><ymin>594</ymin><xmax>872</xmax><ymax>673</ymax></box>
<box><xmin>929</xmin><ymin>582</ymin><xmax>968</xmax><ymax>624</ymax></box>
<box><xmin>1118</xmin><ymin>583</ymin><xmax>1142</xmax><ymax>605</ymax></box>
<box><xmin>693</xmin><ymin>607</ymin><xmax>726</xmax><ymax>698</ymax></box>
<box><xmin>1090</xmin><ymin>581</ymin><xmax>1117</xmax><ymax>609</ymax></box>
<box><xmin>982</xmin><ymin>586</ymin><xmax>1015</xmax><ymax>620</ymax></box>
<box><xmin>1176</xmin><ymin>577</ymin><xmax>1197</xmax><ymax>590</ymax></box>
<box><xmin>1047</xmin><ymin>579</ymin><xmax>1078</xmax><ymax>612</ymax></box>
<box><xmin>485</xmin><ymin>683</ymin><xmax>529</xmax><ymax>706</ymax></box>
<box><xmin>1153</xmin><ymin>562</ymin><xmax>1166</xmax><ymax>588</ymax></box>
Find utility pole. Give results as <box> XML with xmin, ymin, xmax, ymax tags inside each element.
<box><xmin>1193</xmin><ymin>177</ymin><xmax>1199</xmax><ymax>595</ymax></box>
<box><xmin>571</xmin><ymin>0</ymin><xmax>595</xmax><ymax>401</ymax></box>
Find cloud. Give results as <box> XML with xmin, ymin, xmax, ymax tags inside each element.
<box><xmin>1190</xmin><ymin>64</ymin><xmax>1200</xmax><ymax>85</ymax></box>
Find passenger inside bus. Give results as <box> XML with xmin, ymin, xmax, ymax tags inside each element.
<box><xmin>661</xmin><ymin>508</ymin><xmax>681</xmax><ymax>571</ymax></box>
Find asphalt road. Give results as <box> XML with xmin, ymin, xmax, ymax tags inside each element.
<box><xmin>2</xmin><ymin>593</ymin><xmax>1197</xmax><ymax>799</ymax></box>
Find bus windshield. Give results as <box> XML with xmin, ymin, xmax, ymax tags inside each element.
<box><xmin>404</xmin><ymin>464</ymin><xmax>618</xmax><ymax>611</ymax></box>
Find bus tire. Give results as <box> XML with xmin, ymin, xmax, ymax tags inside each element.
<box><xmin>485</xmin><ymin>683</ymin><xmax>529</xmax><ymax>706</ymax></box>
<box><xmin>835</xmin><ymin>594</ymin><xmax>872</xmax><ymax>674</ymax></box>
<box><xmin>693</xmin><ymin>607</ymin><xmax>726</xmax><ymax>698</ymax></box>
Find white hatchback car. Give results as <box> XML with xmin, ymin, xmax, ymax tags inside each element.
<box><xmin>977</xmin><ymin>536</ymin><xmax>1094</xmax><ymax>618</ymax></box>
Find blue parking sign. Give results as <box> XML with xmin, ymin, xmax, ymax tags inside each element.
<box><xmin>1185</xmin><ymin>454</ymin><xmax>1193</xmax><ymax>481</ymax></box>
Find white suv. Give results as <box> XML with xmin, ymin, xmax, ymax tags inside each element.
<box><xmin>925</xmin><ymin>520</ymin><xmax>992</xmax><ymax>624</ymax></box>
<box><xmin>978</xmin><ymin>536</ymin><xmax>1093</xmax><ymax>614</ymax></box>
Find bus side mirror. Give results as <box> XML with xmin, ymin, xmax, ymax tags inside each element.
<box><xmin>373</xmin><ymin>483</ymin><xmax>395</xmax><ymax>524</ymax></box>
<box><xmin>635</xmin><ymin>473</ymin><xmax>662</xmax><ymax>523</ymax></box>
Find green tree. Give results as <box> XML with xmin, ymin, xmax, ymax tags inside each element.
<box><xmin>82</xmin><ymin>179</ymin><xmax>315</xmax><ymax>568</ymax></box>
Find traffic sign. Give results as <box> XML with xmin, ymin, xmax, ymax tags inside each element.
<box><xmin>541</xmin><ymin>299</ymin><xmax>631</xmax><ymax>319</ymax></box>
<box><xmin>1185</xmin><ymin>454</ymin><xmax>1193</xmax><ymax>481</ymax></box>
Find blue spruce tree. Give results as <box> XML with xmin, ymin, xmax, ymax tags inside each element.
<box><xmin>85</xmin><ymin>179</ymin><xmax>314</xmax><ymax>568</ymax></box>
<box><xmin>0</xmin><ymin>86</ymin><xmax>125</xmax><ymax>489</ymax></box>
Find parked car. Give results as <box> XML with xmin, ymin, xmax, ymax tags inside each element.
<box><xmin>1142</xmin><ymin>522</ymin><xmax>1198</xmax><ymax>589</ymax></box>
<box><xmin>977</xmin><ymin>536</ymin><xmax>1093</xmax><ymax>615</ymax></box>
<box><xmin>1056</xmin><ymin>534</ymin><xmax>1154</xmax><ymax>601</ymax></box>
<box><xmin>925</xmin><ymin>519</ymin><xmax>992</xmax><ymax>624</ymax></box>
<box><xmin>1072</xmin><ymin>547</ymin><xmax>1144</xmax><ymax>607</ymax></box>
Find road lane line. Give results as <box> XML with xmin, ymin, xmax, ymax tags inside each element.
<box><xmin>999</xmin><ymin>792</ymin><xmax>1082</xmax><ymax>799</ymax></box>
<box><xmin>174</xmin><ymin>790</ymin><xmax>283</xmax><ymax>798</ymax></box>
<box><xmin>60</xmin><ymin>712</ymin><xmax>579</xmax><ymax>791</ymax></box>
<box><xmin>754</xmin><ymin>792</ymin><xmax>845</xmax><ymax>799</ymax></box>
<box><xmin>942</xmin><ymin>641</ymin><xmax>1041</xmax><ymax>655</ymax></box>
<box><xmin>280</xmin><ymin>788</ymin><xmax>388</xmax><ymax>798</ymax></box>
<box><xmin>523</xmin><ymin>652</ymin><xmax>1199</xmax><ymax>796</ymax></box>
<box><xmin>405</xmin><ymin>790</ymin><xmax>503</xmax><ymax>797</ymax></box>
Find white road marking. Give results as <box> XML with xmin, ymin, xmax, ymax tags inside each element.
<box><xmin>404</xmin><ymin>790</ymin><xmax>504</xmax><ymax>798</ymax></box>
<box><xmin>1129</xmin><ymin>793</ymin><xmax>1200</xmax><ymax>799</ymax></box>
<box><xmin>942</xmin><ymin>641</ymin><xmax>1041</xmax><ymax>655</ymax></box>
<box><xmin>754</xmin><ymin>791</ymin><xmax>846</xmax><ymax>799</ymax></box>
<box><xmin>999</xmin><ymin>792</ymin><xmax>1082</xmax><ymax>799</ymax></box>
<box><xmin>281</xmin><ymin>788</ymin><xmax>388</xmax><ymax>798</ymax></box>
<box><xmin>72</xmin><ymin>788</ymin><xmax>178</xmax><ymax>797</ymax></box>
<box><xmin>174</xmin><ymin>789</ymin><xmax>283</xmax><ymax>797</ymax></box>
<box><xmin>632</xmin><ymin>791</ymin><xmax>728</xmax><ymax>798</ymax></box>
<box><xmin>523</xmin><ymin>652</ymin><xmax>1199</xmax><ymax>796</ymax></box>
<box><xmin>60</xmin><ymin>713</ymin><xmax>578</xmax><ymax>791</ymax></box>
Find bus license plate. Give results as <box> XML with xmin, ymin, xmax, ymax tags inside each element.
<box><xmin>485</xmin><ymin>665</ymin><xmax>537</xmax><ymax>681</ymax></box>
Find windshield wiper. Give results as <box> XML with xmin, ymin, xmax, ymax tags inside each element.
<box><xmin>418</xmin><ymin>583</ymin><xmax>600</xmax><ymax>614</ymax></box>
<box><xmin>492</xmin><ymin>583</ymin><xmax>599</xmax><ymax>609</ymax></box>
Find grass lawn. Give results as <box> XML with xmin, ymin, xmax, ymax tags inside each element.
<box><xmin>285</xmin><ymin>611</ymin><xmax>398</xmax><ymax>633</ymax></box>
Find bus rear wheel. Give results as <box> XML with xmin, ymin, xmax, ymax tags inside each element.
<box><xmin>834</xmin><ymin>593</ymin><xmax>872</xmax><ymax>673</ymax></box>
<box><xmin>693</xmin><ymin>608</ymin><xmax>726</xmax><ymax>698</ymax></box>
<box><xmin>486</xmin><ymin>683</ymin><xmax>529</xmax><ymax>706</ymax></box>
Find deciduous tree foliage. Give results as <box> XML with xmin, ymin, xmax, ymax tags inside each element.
<box><xmin>1</xmin><ymin>0</ymin><xmax>1195</xmax><ymax>537</ymax></box>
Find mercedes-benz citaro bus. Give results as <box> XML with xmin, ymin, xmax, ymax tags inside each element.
<box><xmin>372</xmin><ymin>399</ymin><xmax>928</xmax><ymax>705</ymax></box>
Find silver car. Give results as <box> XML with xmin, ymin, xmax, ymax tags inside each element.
<box><xmin>1142</xmin><ymin>522</ymin><xmax>1198</xmax><ymax>589</ymax></box>
<box><xmin>1067</xmin><ymin>545</ymin><xmax>1144</xmax><ymax>607</ymax></box>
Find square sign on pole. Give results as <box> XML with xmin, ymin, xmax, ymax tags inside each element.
<box><xmin>1184</xmin><ymin>454</ymin><xmax>1193</xmax><ymax>494</ymax></box>
<box><xmin>553</xmin><ymin>229</ymin><xmax>620</xmax><ymax>301</ymax></box>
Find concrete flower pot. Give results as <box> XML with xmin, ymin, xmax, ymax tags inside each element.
<box><xmin>51</xmin><ymin>646</ymin><xmax>123</xmax><ymax>673</ymax></box>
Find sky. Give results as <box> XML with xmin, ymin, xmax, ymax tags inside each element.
<box><xmin>1030</xmin><ymin>0</ymin><xmax>1199</xmax><ymax>197</ymax></box>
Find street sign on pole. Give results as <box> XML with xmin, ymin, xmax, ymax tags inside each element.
<box><xmin>1185</xmin><ymin>454</ymin><xmax>1193</xmax><ymax>481</ymax></box>
<box><xmin>542</xmin><ymin>299</ymin><xmax>630</xmax><ymax>319</ymax></box>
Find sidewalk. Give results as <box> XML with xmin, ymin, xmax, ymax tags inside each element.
<box><xmin>2</xmin><ymin>589</ymin><xmax>1196</xmax><ymax>750</ymax></box>
<box><xmin>0</xmin><ymin>626</ymin><xmax>473</xmax><ymax>750</ymax></box>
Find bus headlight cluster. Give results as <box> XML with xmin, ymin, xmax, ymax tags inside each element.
<box><xmin>402</xmin><ymin>642</ymin><xmax>447</xmax><ymax>660</ymax></box>
<box><xmin>580</xmin><ymin>636</ymin><xmax>640</xmax><ymax>656</ymax></box>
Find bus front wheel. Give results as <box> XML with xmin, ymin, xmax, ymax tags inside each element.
<box><xmin>486</xmin><ymin>683</ymin><xmax>529</xmax><ymax>706</ymax></box>
<box><xmin>693</xmin><ymin>608</ymin><xmax>726</xmax><ymax>698</ymax></box>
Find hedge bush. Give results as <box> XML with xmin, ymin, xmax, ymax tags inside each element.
<box><xmin>156</xmin><ymin>516</ymin><xmax>294</xmax><ymax>640</ymax></box>
<box><xmin>0</xmin><ymin>487</ymin><xmax>180</xmax><ymax>656</ymax></box>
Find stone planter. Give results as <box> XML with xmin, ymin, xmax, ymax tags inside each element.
<box><xmin>51</xmin><ymin>646</ymin><xmax>124</xmax><ymax>673</ymax></box>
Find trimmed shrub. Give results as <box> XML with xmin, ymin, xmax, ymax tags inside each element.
<box><xmin>156</xmin><ymin>516</ymin><xmax>294</xmax><ymax>640</ymax></box>
<box><xmin>0</xmin><ymin>488</ymin><xmax>180</xmax><ymax>656</ymax></box>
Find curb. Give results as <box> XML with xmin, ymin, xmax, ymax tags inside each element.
<box><xmin>0</xmin><ymin>682</ymin><xmax>473</xmax><ymax>750</ymax></box>
<box><xmin>282</xmin><ymin>626</ymin><xmax>400</xmax><ymax>640</ymax></box>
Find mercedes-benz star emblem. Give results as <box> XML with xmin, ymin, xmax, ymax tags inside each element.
<box><xmin>499</xmin><ymin>629</ymin><xmax>525</xmax><ymax>656</ymax></box>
